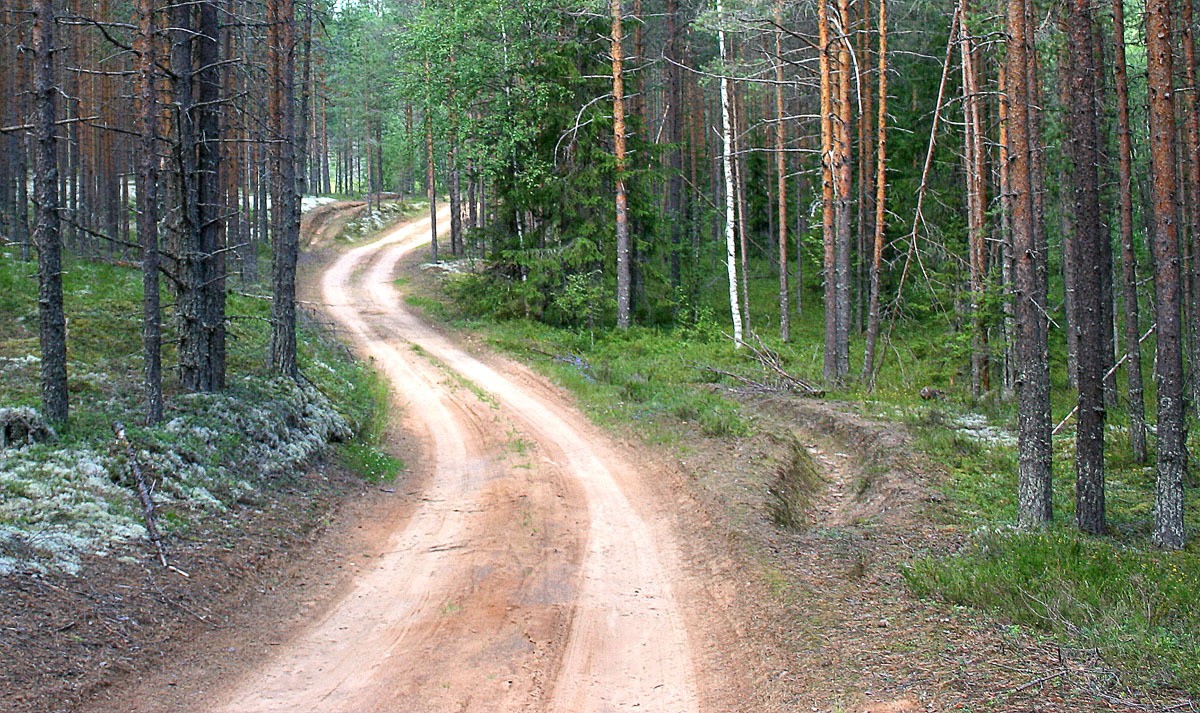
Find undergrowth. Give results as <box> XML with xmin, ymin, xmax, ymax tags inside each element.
<box><xmin>0</xmin><ymin>241</ymin><xmax>394</xmax><ymax>574</ymax></box>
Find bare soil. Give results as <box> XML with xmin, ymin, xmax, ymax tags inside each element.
<box><xmin>2</xmin><ymin>207</ymin><xmax>1186</xmax><ymax>712</ymax></box>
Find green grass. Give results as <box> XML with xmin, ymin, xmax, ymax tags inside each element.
<box><xmin>335</xmin><ymin>442</ymin><xmax>405</xmax><ymax>483</ymax></box>
<box><xmin>904</xmin><ymin>529</ymin><xmax>1200</xmax><ymax>691</ymax></box>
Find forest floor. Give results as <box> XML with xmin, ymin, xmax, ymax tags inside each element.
<box><xmin>7</xmin><ymin>207</ymin><xmax>1188</xmax><ymax>712</ymax></box>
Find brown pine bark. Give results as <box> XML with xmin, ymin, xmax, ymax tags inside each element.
<box><xmin>833</xmin><ymin>0</ymin><xmax>853</xmax><ymax>379</ymax></box>
<box><xmin>1180</xmin><ymin>0</ymin><xmax>1200</xmax><ymax>412</ymax></box>
<box><xmin>611</xmin><ymin>0</ymin><xmax>631</xmax><ymax>329</ymax></box>
<box><xmin>820</xmin><ymin>0</ymin><xmax>837</xmax><ymax>383</ymax></box>
<box><xmin>1007</xmin><ymin>0</ymin><xmax>1052</xmax><ymax>527</ymax></box>
<box><xmin>961</xmin><ymin>6</ymin><xmax>988</xmax><ymax>396</ymax></box>
<box><xmin>862</xmin><ymin>0</ymin><xmax>888</xmax><ymax>383</ymax></box>
<box><xmin>1146</xmin><ymin>0</ymin><xmax>1187</xmax><ymax>549</ymax></box>
<box><xmin>665</xmin><ymin>0</ymin><xmax>684</xmax><ymax>297</ymax></box>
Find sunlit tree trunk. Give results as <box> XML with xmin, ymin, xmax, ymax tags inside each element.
<box><xmin>862</xmin><ymin>0</ymin><xmax>888</xmax><ymax>383</ymax></box>
<box><xmin>1007</xmin><ymin>0</ymin><xmax>1052</xmax><ymax>527</ymax></box>
<box><xmin>833</xmin><ymin>0</ymin><xmax>853</xmax><ymax>379</ymax></box>
<box><xmin>774</xmin><ymin>0</ymin><xmax>790</xmax><ymax>342</ymax></box>
<box><xmin>717</xmin><ymin>0</ymin><xmax>743</xmax><ymax>347</ymax></box>
<box><xmin>820</xmin><ymin>0</ymin><xmax>837</xmax><ymax>382</ymax></box>
<box><xmin>1146</xmin><ymin>0</ymin><xmax>1187</xmax><ymax>549</ymax></box>
<box><xmin>611</xmin><ymin>0</ymin><xmax>631</xmax><ymax>329</ymax></box>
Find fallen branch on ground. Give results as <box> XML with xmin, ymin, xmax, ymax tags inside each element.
<box><xmin>112</xmin><ymin>423</ymin><xmax>169</xmax><ymax>569</ymax></box>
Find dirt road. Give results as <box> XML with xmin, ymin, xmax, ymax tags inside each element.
<box><xmin>198</xmin><ymin>209</ymin><xmax>704</xmax><ymax>712</ymax></box>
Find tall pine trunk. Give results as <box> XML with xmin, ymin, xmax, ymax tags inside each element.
<box><xmin>1112</xmin><ymin>0</ymin><xmax>1147</xmax><ymax>462</ymax></box>
<box><xmin>862</xmin><ymin>0</ymin><xmax>888</xmax><ymax>383</ymax></box>
<box><xmin>611</xmin><ymin>0</ymin><xmax>631</xmax><ymax>329</ymax></box>
<box><xmin>269</xmin><ymin>0</ymin><xmax>300</xmax><ymax>379</ymax></box>
<box><xmin>1065</xmin><ymin>0</ymin><xmax>1107</xmax><ymax>534</ymax></box>
<box><xmin>1145</xmin><ymin>0</ymin><xmax>1187</xmax><ymax>549</ymax></box>
<box><xmin>774</xmin><ymin>0</ymin><xmax>789</xmax><ymax>342</ymax></box>
<box><xmin>136</xmin><ymin>0</ymin><xmax>162</xmax><ymax>423</ymax></box>
<box><xmin>33</xmin><ymin>0</ymin><xmax>68</xmax><ymax>423</ymax></box>
<box><xmin>1007</xmin><ymin>0</ymin><xmax>1052</xmax><ymax>527</ymax></box>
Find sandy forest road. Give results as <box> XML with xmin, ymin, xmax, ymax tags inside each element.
<box><xmin>199</xmin><ymin>209</ymin><xmax>717</xmax><ymax>712</ymax></box>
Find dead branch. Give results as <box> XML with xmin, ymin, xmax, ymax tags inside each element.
<box><xmin>112</xmin><ymin>422</ymin><xmax>169</xmax><ymax>568</ymax></box>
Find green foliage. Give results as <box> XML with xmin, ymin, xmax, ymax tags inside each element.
<box><xmin>904</xmin><ymin>530</ymin><xmax>1200</xmax><ymax>692</ymax></box>
<box><xmin>336</xmin><ymin>442</ymin><xmax>405</xmax><ymax>483</ymax></box>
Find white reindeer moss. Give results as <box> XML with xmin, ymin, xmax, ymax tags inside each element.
<box><xmin>0</xmin><ymin>377</ymin><xmax>352</xmax><ymax>574</ymax></box>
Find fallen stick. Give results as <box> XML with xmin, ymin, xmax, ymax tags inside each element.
<box><xmin>112</xmin><ymin>423</ymin><xmax>169</xmax><ymax>568</ymax></box>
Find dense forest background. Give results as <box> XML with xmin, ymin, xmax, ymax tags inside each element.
<box><xmin>2</xmin><ymin>0</ymin><xmax>1195</xmax><ymax>546</ymax></box>
<box><xmin>5</xmin><ymin>0</ymin><xmax>1200</xmax><ymax>696</ymax></box>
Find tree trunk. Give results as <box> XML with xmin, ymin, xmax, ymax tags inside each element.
<box><xmin>612</xmin><ymin>0</ymin><xmax>631</xmax><ymax>329</ymax></box>
<box><xmin>425</xmin><ymin>110</ymin><xmax>438</xmax><ymax>261</ymax></box>
<box><xmin>1111</xmin><ymin>0</ymin><xmax>1146</xmax><ymax>462</ymax></box>
<box><xmin>717</xmin><ymin>0</ymin><xmax>743</xmax><ymax>348</ymax></box>
<box><xmin>1007</xmin><ymin>0</ymin><xmax>1052</xmax><ymax>527</ymax></box>
<box><xmin>961</xmin><ymin>7</ymin><xmax>988</xmax><ymax>396</ymax></box>
<box><xmin>174</xmin><ymin>0</ymin><xmax>226</xmax><ymax>393</ymax></box>
<box><xmin>862</xmin><ymin>0</ymin><xmax>888</xmax><ymax>383</ymax></box>
<box><xmin>136</xmin><ymin>0</ymin><xmax>162</xmax><ymax>423</ymax></box>
<box><xmin>33</xmin><ymin>0</ymin><xmax>68</xmax><ymax>423</ymax></box>
<box><xmin>820</xmin><ymin>0</ymin><xmax>838</xmax><ymax>383</ymax></box>
<box><xmin>1065</xmin><ymin>0</ymin><xmax>1106</xmax><ymax>534</ymax></box>
<box><xmin>1146</xmin><ymin>0</ymin><xmax>1187</xmax><ymax>549</ymax></box>
<box><xmin>733</xmin><ymin>83</ymin><xmax>751</xmax><ymax>333</ymax></box>
<box><xmin>1179</xmin><ymin>0</ymin><xmax>1200</xmax><ymax>413</ymax></box>
<box><xmin>833</xmin><ymin>0</ymin><xmax>853</xmax><ymax>379</ymax></box>
<box><xmin>269</xmin><ymin>0</ymin><xmax>300</xmax><ymax>379</ymax></box>
<box><xmin>774</xmin><ymin>0</ymin><xmax>789</xmax><ymax>342</ymax></box>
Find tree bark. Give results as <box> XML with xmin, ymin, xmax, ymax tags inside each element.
<box><xmin>1065</xmin><ymin>0</ymin><xmax>1106</xmax><ymax>534</ymax></box>
<box><xmin>33</xmin><ymin>0</ymin><xmax>69</xmax><ymax>423</ymax></box>
<box><xmin>269</xmin><ymin>0</ymin><xmax>300</xmax><ymax>379</ymax></box>
<box><xmin>717</xmin><ymin>0</ymin><xmax>743</xmax><ymax>348</ymax></box>
<box><xmin>862</xmin><ymin>0</ymin><xmax>888</xmax><ymax>383</ymax></box>
<box><xmin>820</xmin><ymin>0</ymin><xmax>838</xmax><ymax>382</ymax></box>
<box><xmin>136</xmin><ymin>0</ymin><xmax>162</xmax><ymax>423</ymax></box>
<box><xmin>961</xmin><ymin>6</ymin><xmax>988</xmax><ymax>396</ymax></box>
<box><xmin>1145</xmin><ymin>0</ymin><xmax>1187</xmax><ymax>549</ymax></box>
<box><xmin>1007</xmin><ymin>0</ymin><xmax>1052</xmax><ymax>527</ymax></box>
<box><xmin>1111</xmin><ymin>0</ymin><xmax>1146</xmax><ymax>462</ymax></box>
<box><xmin>773</xmin><ymin>0</ymin><xmax>790</xmax><ymax>342</ymax></box>
<box><xmin>833</xmin><ymin>0</ymin><xmax>853</xmax><ymax>379</ymax></box>
<box><xmin>611</xmin><ymin>0</ymin><xmax>631</xmax><ymax>329</ymax></box>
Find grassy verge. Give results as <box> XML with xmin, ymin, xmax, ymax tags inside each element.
<box><xmin>0</xmin><ymin>240</ymin><xmax>395</xmax><ymax>574</ymax></box>
<box><xmin>405</xmin><ymin>254</ymin><xmax>1200</xmax><ymax>695</ymax></box>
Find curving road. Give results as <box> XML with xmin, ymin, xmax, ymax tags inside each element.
<box><xmin>199</xmin><ymin>209</ymin><xmax>701</xmax><ymax>712</ymax></box>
